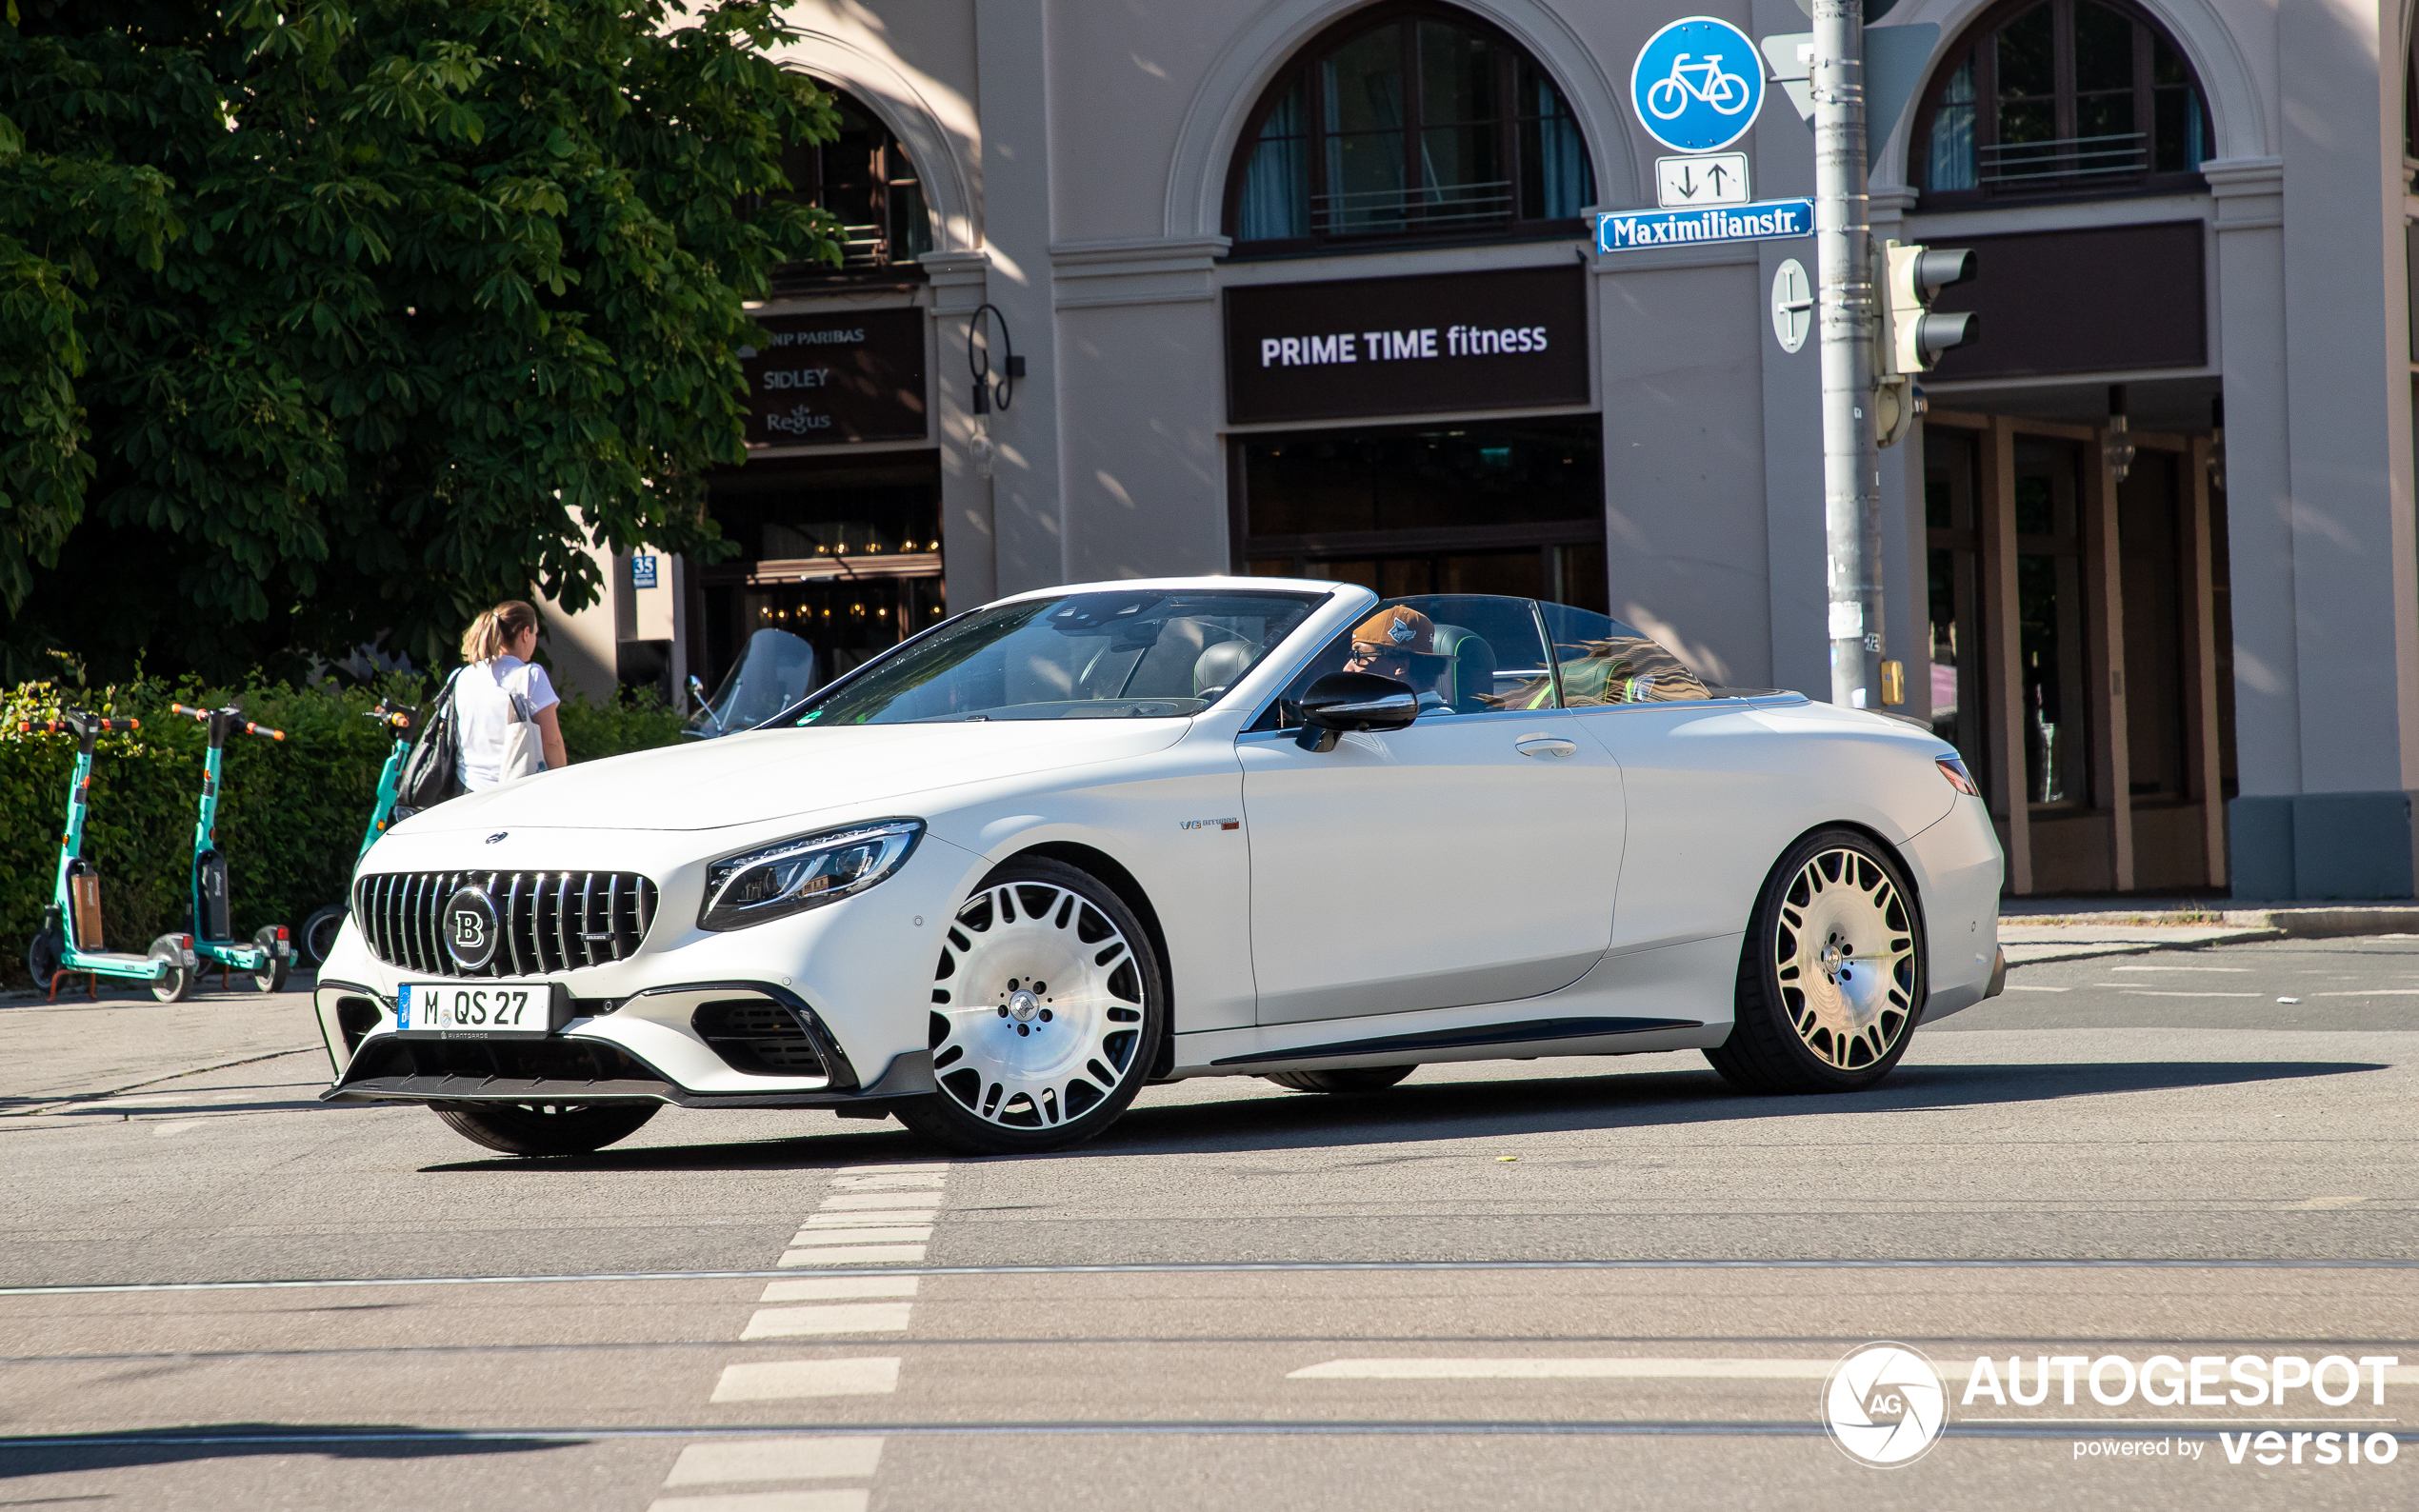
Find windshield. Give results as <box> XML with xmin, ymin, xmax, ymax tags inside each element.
<box><xmin>789</xmin><ymin>588</ymin><xmax>1326</xmax><ymax>726</ymax></box>
<box><xmin>687</xmin><ymin>628</ymin><xmax>819</xmax><ymax>738</ymax></box>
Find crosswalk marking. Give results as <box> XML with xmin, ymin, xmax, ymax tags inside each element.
<box><xmin>778</xmin><ymin>1243</ymin><xmax>930</xmax><ymax>1267</ymax></box>
<box><xmin>711</xmin><ymin>1357</ymin><xmax>902</xmax><ymax>1401</ymax></box>
<box><xmin>650</xmin><ymin>1492</ymin><xmax>869</xmax><ymax>1512</ymax></box>
<box><xmin>786</xmin><ymin>1224</ymin><xmax>936</xmax><ymax>1246</ymax></box>
<box><xmin>664</xmin><ymin>1437</ymin><xmax>885</xmax><ymax>1484</ymax></box>
<box><xmin>818</xmin><ymin>1191</ymin><xmax>950</xmax><ymax>1209</ymax></box>
<box><xmin>761</xmin><ymin>1276</ymin><xmax>921</xmax><ymax>1303</ymax></box>
<box><xmin>742</xmin><ymin>1303</ymin><xmax>915</xmax><ymax>1337</ymax></box>
<box><xmin>801</xmin><ymin>1210</ymin><xmax>936</xmax><ymax>1227</ymax></box>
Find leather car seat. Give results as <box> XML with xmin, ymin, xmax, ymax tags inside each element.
<box><xmin>1192</xmin><ymin>638</ymin><xmax>1254</xmax><ymax>699</ymax></box>
<box><xmin>1429</xmin><ymin>625</ymin><xmax>1497</xmax><ymax>712</ymax></box>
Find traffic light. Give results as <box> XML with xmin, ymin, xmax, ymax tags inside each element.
<box><xmin>1880</xmin><ymin>241</ymin><xmax>1976</xmax><ymax>375</ymax></box>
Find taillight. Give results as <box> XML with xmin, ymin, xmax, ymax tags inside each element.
<box><xmin>1936</xmin><ymin>755</ymin><xmax>1979</xmax><ymax>796</ymax></box>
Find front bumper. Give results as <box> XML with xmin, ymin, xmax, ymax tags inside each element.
<box><xmin>317</xmin><ymin>976</ymin><xmax>936</xmax><ymax>1110</ymax></box>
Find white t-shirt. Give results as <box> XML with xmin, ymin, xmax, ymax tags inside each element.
<box><xmin>454</xmin><ymin>656</ymin><xmax>561</xmax><ymax>791</ymax></box>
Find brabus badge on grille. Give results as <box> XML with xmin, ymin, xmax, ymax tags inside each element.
<box><xmin>444</xmin><ymin>885</ymin><xmax>500</xmax><ymax>971</ymax></box>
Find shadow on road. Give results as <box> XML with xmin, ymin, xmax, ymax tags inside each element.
<box><xmin>418</xmin><ymin>1056</ymin><xmax>2384</xmax><ymax>1172</ymax></box>
<box><xmin>0</xmin><ymin>1423</ymin><xmax>575</xmax><ymax>1477</ymax></box>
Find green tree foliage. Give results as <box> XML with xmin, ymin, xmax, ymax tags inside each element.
<box><xmin>0</xmin><ymin>0</ymin><xmax>840</xmax><ymax>683</ymax></box>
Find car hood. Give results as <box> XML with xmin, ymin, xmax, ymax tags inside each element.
<box><xmin>394</xmin><ymin>719</ymin><xmax>1192</xmax><ymax>833</ymax></box>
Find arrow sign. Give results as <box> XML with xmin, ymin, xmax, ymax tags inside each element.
<box><xmin>1655</xmin><ymin>152</ymin><xmax>1750</xmax><ymax>209</ymax></box>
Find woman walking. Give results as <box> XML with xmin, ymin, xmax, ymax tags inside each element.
<box><xmin>454</xmin><ymin>601</ymin><xmax>568</xmax><ymax>790</ymax></box>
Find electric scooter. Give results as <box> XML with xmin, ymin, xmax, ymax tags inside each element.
<box><xmin>296</xmin><ymin>700</ymin><xmax>417</xmax><ymax>965</ymax></box>
<box><xmin>168</xmin><ymin>704</ymin><xmax>291</xmax><ymax>993</ymax></box>
<box><xmin>20</xmin><ymin>709</ymin><xmax>200</xmax><ymax>1003</ymax></box>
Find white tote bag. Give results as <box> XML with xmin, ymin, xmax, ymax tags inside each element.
<box><xmin>496</xmin><ymin>665</ymin><xmax>546</xmax><ymax>784</ymax></box>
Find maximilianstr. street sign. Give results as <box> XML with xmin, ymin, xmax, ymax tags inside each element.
<box><xmin>1594</xmin><ymin>198</ymin><xmax>1815</xmax><ymax>252</ymax></box>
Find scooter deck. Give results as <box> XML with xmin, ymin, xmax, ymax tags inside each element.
<box><xmin>62</xmin><ymin>950</ymin><xmax>167</xmax><ymax>976</ymax></box>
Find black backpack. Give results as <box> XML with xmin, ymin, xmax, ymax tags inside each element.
<box><xmin>392</xmin><ymin>668</ymin><xmax>466</xmax><ymax>816</ymax></box>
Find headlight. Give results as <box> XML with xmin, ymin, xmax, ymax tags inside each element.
<box><xmin>699</xmin><ymin>820</ymin><xmax>923</xmax><ymax>931</ymax></box>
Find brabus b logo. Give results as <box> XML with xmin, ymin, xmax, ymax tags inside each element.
<box><xmin>442</xmin><ymin>885</ymin><xmax>500</xmax><ymax>971</ymax></box>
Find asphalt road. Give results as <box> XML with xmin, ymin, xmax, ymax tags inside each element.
<box><xmin>1</xmin><ymin>936</ymin><xmax>2413</xmax><ymax>1509</ymax></box>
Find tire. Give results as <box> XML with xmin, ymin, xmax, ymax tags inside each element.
<box><xmin>1645</xmin><ymin>77</ymin><xmax>1688</xmax><ymax>120</ymax></box>
<box><xmin>250</xmin><ymin>925</ymin><xmax>290</xmax><ymax>994</ymax></box>
<box><xmin>1705</xmin><ymin>828</ymin><xmax>1925</xmax><ymax>1095</ymax></box>
<box><xmin>1709</xmin><ymin>71</ymin><xmax>1750</xmax><ymax>114</ymax></box>
<box><xmin>432</xmin><ymin>1101</ymin><xmax>660</xmax><ymax>1156</ymax></box>
<box><xmin>300</xmin><ymin>905</ymin><xmax>346</xmax><ymax>966</ymax></box>
<box><xmin>1262</xmin><ymin>1065</ymin><xmax>1416</xmax><ymax>1094</ymax></box>
<box><xmin>897</xmin><ymin>857</ymin><xmax>1168</xmax><ymax>1155</ymax></box>
<box><xmin>26</xmin><ymin>925</ymin><xmax>63</xmax><ymax>995</ymax></box>
<box><xmin>147</xmin><ymin>934</ymin><xmax>192</xmax><ymax>1004</ymax></box>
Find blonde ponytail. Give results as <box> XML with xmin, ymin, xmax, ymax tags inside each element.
<box><xmin>460</xmin><ymin>600</ymin><xmax>538</xmax><ymax>663</ymax></box>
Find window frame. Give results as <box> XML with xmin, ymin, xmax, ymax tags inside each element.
<box><xmin>1909</xmin><ymin>0</ymin><xmax>2214</xmax><ymax>209</ymax></box>
<box><xmin>1220</xmin><ymin>1</ymin><xmax>1595</xmax><ymax>257</ymax></box>
<box><xmin>765</xmin><ymin>83</ymin><xmax>934</xmax><ymax>284</ymax></box>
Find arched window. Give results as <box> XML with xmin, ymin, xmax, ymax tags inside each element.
<box><xmin>1910</xmin><ymin>0</ymin><xmax>2212</xmax><ymax>204</ymax></box>
<box><xmin>770</xmin><ymin>85</ymin><xmax>932</xmax><ymax>271</ymax></box>
<box><xmin>1224</xmin><ymin>4</ymin><xmax>1594</xmax><ymax>253</ymax></box>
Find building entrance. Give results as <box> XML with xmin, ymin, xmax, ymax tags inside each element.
<box><xmin>1235</xmin><ymin>415</ymin><xmax>1607</xmax><ymax>612</ymax></box>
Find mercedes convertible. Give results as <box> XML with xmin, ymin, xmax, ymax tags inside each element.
<box><xmin>314</xmin><ymin>578</ymin><xmax>2006</xmax><ymax>1156</ymax></box>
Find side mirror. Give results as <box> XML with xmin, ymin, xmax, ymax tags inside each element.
<box><xmin>1294</xmin><ymin>672</ymin><xmax>1419</xmax><ymax>751</ymax></box>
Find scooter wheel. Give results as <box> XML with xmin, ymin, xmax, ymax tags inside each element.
<box><xmin>251</xmin><ymin>925</ymin><xmax>290</xmax><ymax>994</ymax></box>
<box><xmin>299</xmin><ymin>905</ymin><xmax>346</xmax><ymax>967</ymax></box>
<box><xmin>26</xmin><ymin>927</ymin><xmax>64</xmax><ymax>995</ymax></box>
<box><xmin>148</xmin><ymin>935</ymin><xmax>192</xmax><ymax>1004</ymax></box>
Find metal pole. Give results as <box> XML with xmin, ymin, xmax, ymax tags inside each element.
<box><xmin>1813</xmin><ymin>0</ymin><xmax>1879</xmax><ymax>708</ymax></box>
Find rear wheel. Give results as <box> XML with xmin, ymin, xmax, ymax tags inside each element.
<box><xmin>1262</xmin><ymin>1065</ymin><xmax>1416</xmax><ymax>1094</ymax></box>
<box><xmin>432</xmin><ymin>1102</ymin><xmax>659</xmax><ymax>1156</ymax></box>
<box><xmin>250</xmin><ymin>925</ymin><xmax>290</xmax><ymax>994</ymax></box>
<box><xmin>147</xmin><ymin>935</ymin><xmax>191</xmax><ymax>1004</ymax></box>
<box><xmin>1705</xmin><ymin>828</ymin><xmax>1924</xmax><ymax>1095</ymax></box>
<box><xmin>299</xmin><ymin>905</ymin><xmax>346</xmax><ymax>966</ymax></box>
<box><xmin>898</xmin><ymin>857</ymin><xmax>1167</xmax><ymax>1155</ymax></box>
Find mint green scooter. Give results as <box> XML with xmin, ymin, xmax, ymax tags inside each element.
<box><xmin>21</xmin><ymin>708</ymin><xmax>200</xmax><ymax>1002</ymax></box>
<box><xmin>169</xmin><ymin>704</ymin><xmax>291</xmax><ymax>993</ymax></box>
<box><xmin>296</xmin><ymin>700</ymin><xmax>418</xmax><ymax>965</ymax></box>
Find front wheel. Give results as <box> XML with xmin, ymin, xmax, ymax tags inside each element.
<box><xmin>898</xmin><ymin>857</ymin><xmax>1168</xmax><ymax>1155</ymax></box>
<box><xmin>1704</xmin><ymin>828</ymin><xmax>1924</xmax><ymax>1095</ymax></box>
<box><xmin>147</xmin><ymin>934</ymin><xmax>192</xmax><ymax>1004</ymax></box>
<box><xmin>1263</xmin><ymin>1065</ymin><xmax>1416</xmax><ymax>1094</ymax></box>
<box><xmin>251</xmin><ymin>925</ymin><xmax>291</xmax><ymax>994</ymax></box>
<box><xmin>299</xmin><ymin>905</ymin><xmax>346</xmax><ymax>966</ymax></box>
<box><xmin>26</xmin><ymin>925</ymin><xmax>64</xmax><ymax>995</ymax></box>
<box><xmin>432</xmin><ymin>1102</ymin><xmax>659</xmax><ymax>1156</ymax></box>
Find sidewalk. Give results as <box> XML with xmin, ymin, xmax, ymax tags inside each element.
<box><xmin>0</xmin><ymin>975</ymin><xmax>324</xmax><ymax>1115</ymax></box>
<box><xmin>1999</xmin><ymin>898</ymin><xmax>2419</xmax><ymax>965</ymax></box>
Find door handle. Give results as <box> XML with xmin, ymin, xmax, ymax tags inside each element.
<box><xmin>1514</xmin><ymin>736</ymin><xmax>1577</xmax><ymax>759</ymax></box>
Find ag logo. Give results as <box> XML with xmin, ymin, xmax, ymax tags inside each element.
<box><xmin>1823</xmin><ymin>1343</ymin><xmax>1947</xmax><ymax>1467</ymax></box>
<box><xmin>443</xmin><ymin>885</ymin><xmax>499</xmax><ymax>971</ymax></box>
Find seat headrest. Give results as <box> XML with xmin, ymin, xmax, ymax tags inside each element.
<box><xmin>1429</xmin><ymin>624</ymin><xmax>1497</xmax><ymax>711</ymax></box>
<box><xmin>1193</xmin><ymin>639</ymin><xmax>1254</xmax><ymax>697</ymax></box>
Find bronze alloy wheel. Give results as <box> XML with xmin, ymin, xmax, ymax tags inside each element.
<box><xmin>1707</xmin><ymin>828</ymin><xmax>1925</xmax><ymax>1095</ymax></box>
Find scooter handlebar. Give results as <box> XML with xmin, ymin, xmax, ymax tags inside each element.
<box><xmin>246</xmin><ymin>723</ymin><xmax>286</xmax><ymax>741</ymax></box>
<box><xmin>168</xmin><ymin>703</ymin><xmax>283</xmax><ymax>740</ymax></box>
<box><xmin>18</xmin><ymin>718</ymin><xmax>136</xmax><ymax>734</ymax></box>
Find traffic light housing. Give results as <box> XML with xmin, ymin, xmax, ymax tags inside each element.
<box><xmin>1880</xmin><ymin>241</ymin><xmax>1976</xmax><ymax>375</ymax></box>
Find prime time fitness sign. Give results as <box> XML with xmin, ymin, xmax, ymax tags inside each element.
<box><xmin>1225</xmin><ymin>266</ymin><xmax>1589</xmax><ymax>425</ymax></box>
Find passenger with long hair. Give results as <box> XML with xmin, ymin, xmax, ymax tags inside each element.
<box><xmin>453</xmin><ymin>600</ymin><xmax>569</xmax><ymax>789</ymax></box>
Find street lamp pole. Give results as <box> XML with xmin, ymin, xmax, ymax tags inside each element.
<box><xmin>1812</xmin><ymin>0</ymin><xmax>1880</xmax><ymax>709</ymax></box>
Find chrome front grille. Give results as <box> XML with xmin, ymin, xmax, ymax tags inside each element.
<box><xmin>353</xmin><ymin>870</ymin><xmax>658</xmax><ymax>977</ymax></box>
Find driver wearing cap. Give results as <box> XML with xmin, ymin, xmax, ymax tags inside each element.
<box><xmin>1342</xmin><ymin>605</ymin><xmax>1456</xmax><ymax>713</ymax></box>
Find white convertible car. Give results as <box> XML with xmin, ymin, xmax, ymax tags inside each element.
<box><xmin>315</xmin><ymin>579</ymin><xmax>2006</xmax><ymax>1157</ymax></box>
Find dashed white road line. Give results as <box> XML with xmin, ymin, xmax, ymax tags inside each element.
<box><xmin>657</xmin><ymin>1165</ymin><xmax>949</xmax><ymax>1512</ymax></box>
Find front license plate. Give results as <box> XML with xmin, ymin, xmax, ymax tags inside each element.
<box><xmin>393</xmin><ymin>982</ymin><xmax>569</xmax><ymax>1037</ymax></box>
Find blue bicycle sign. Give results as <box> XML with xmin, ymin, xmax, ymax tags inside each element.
<box><xmin>1630</xmin><ymin>17</ymin><xmax>1766</xmax><ymax>153</ymax></box>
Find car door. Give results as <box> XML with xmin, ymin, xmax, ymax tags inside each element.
<box><xmin>1239</xmin><ymin>595</ymin><xmax>1626</xmax><ymax>1025</ymax></box>
<box><xmin>1540</xmin><ymin>604</ymin><xmax>1789</xmax><ymax>954</ymax></box>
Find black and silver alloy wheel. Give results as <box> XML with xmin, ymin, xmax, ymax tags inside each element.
<box><xmin>900</xmin><ymin>857</ymin><xmax>1165</xmax><ymax>1154</ymax></box>
<box><xmin>1706</xmin><ymin>828</ymin><xmax>1924</xmax><ymax>1095</ymax></box>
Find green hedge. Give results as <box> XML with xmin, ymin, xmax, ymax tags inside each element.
<box><xmin>2</xmin><ymin>677</ymin><xmax>687</xmax><ymax>985</ymax></box>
